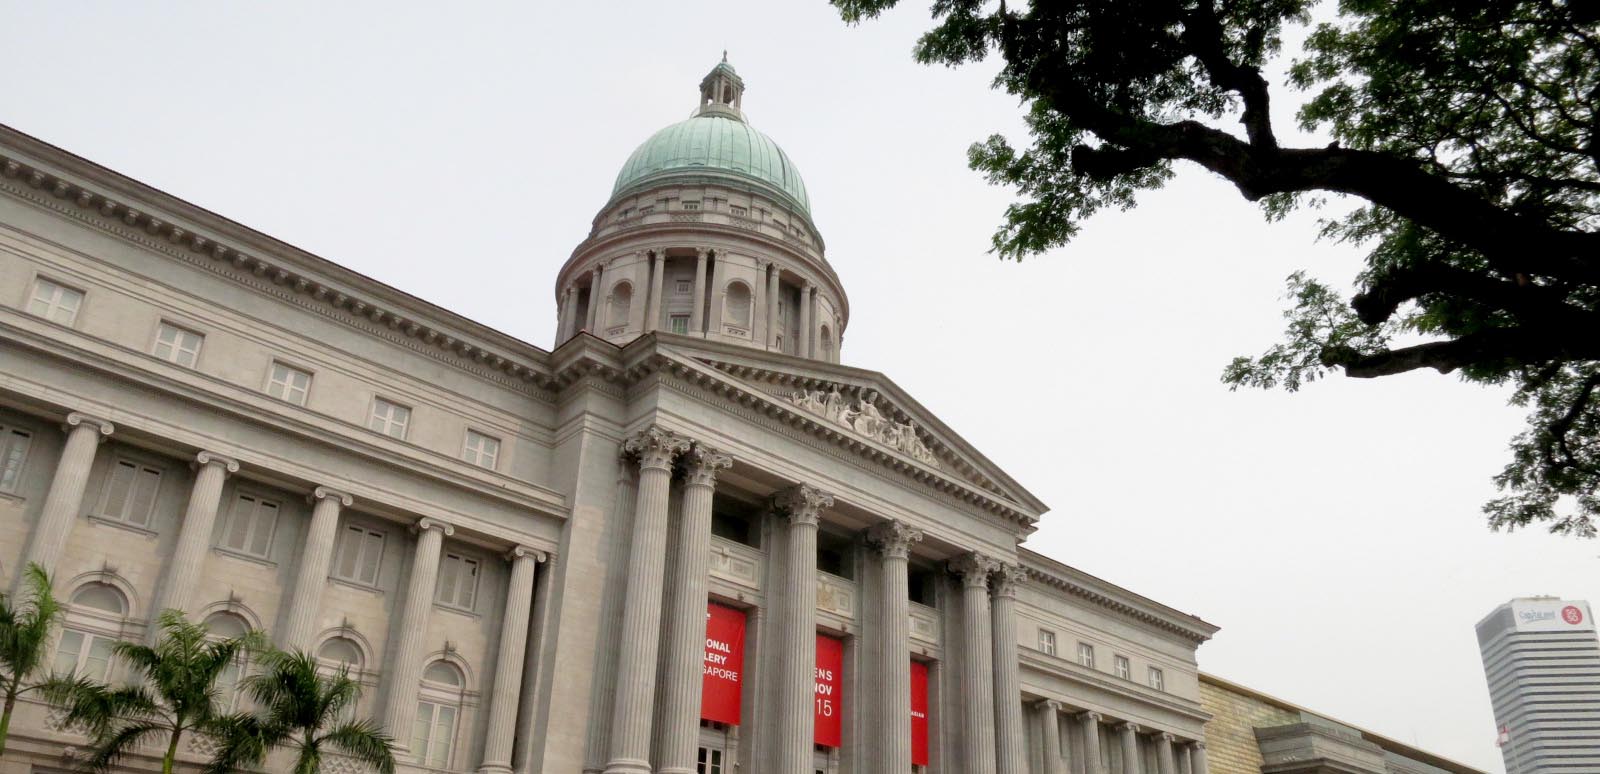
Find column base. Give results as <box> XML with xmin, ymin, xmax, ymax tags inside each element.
<box><xmin>476</xmin><ymin>765</ymin><xmax>513</xmax><ymax>774</ymax></box>
<box><xmin>658</xmin><ymin>767</ymin><xmax>695</xmax><ymax>774</ymax></box>
<box><xmin>603</xmin><ymin>758</ymin><xmax>652</xmax><ymax>774</ymax></box>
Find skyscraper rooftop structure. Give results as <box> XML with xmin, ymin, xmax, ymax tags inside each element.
<box><xmin>1476</xmin><ymin>598</ymin><xmax>1600</xmax><ymax>773</ymax></box>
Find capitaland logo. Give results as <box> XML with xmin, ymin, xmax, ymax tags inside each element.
<box><xmin>1563</xmin><ymin>605</ymin><xmax>1585</xmax><ymax>625</ymax></box>
<box><xmin>1519</xmin><ymin>609</ymin><xmax>1557</xmax><ymax>624</ymax></box>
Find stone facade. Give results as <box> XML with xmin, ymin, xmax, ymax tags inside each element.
<box><xmin>0</xmin><ymin>61</ymin><xmax>1218</xmax><ymax>774</ymax></box>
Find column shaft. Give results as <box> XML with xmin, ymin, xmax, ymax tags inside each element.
<box><xmin>1080</xmin><ymin>714</ymin><xmax>1105</xmax><ymax>774</ymax></box>
<box><xmin>868</xmin><ymin>521</ymin><xmax>921</xmax><ymax>774</ymax></box>
<box><xmin>586</xmin><ymin>266</ymin><xmax>604</xmax><ymax>331</ymax></box>
<box><xmin>952</xmin><ymin>553</ymin><xmax>999</xmax><ymax>774</ymax></box>
<box><xmin>993</xmin><ymin>566</ymin><xmax>1027</xmax><ymax>774</ymax></box>
<box><xmin>382</xmin><ymin>518</ymin><xmax>453</xmax><ymax>753</ymax></box>
<box><xmin>766</xmin><ymin>264</ymin><xmax>781</xmax><ymax>349</ymax></box>
<box><xmin>21</xmin><ymin>413</ymin><xmax>112</xmax><ymax>586</ymax></box>
<box><xmin>1036</xmin><ymin>701</ymin><xmax>1064</xmax><ymax>774</ymax></box>
<box><xmin>559</xmin><ymin>287</ymin><xmax>576</xmax><ymax>342</ymax></box>
<box><xmin>478</xmin><ymin>547</ymin><xmax>544</xmax><ymax>774</ymax></box>
<box><xmin>798</xmin><ymin>284</ymin><xmax>813</xmax><ymax>358</ymax></box>
<box><xmin>280</xmin><ymin>487</ymin><xmax>350</xmax><ymax>651</ymax></box>
<box><xmin>584</xmin><ymin>469</ymin><xmax>639</xmax><ymax>774</ymax></box>
<box><xmin>1177</xmin><ymin>744</ymin><xmax>1192</xmax><ymax>774</ymax></box>
<box><xmin>690</xmin><ymin>250</ymin><xmax>708</xmax><ymax>334</ymax></box>
<box><xmin>1190</xmin><ymin>743</ymin><xmax>1209</xmax><ymax>774</ymax></box>
<box><xmin>151</xmin><ymin>452</ymin><xmax>238</xmax><ymax>621</ymax></box>
<box><xmin>1119</xmin><ymin>724</ymin><xmax>1142</xmax><ymax>774</ymax></box>
<box><xmin>605</xmin><ymin>427</ymin><xmax>690</xmax><ymax>774</ymax></box>
<box><xmin>657</xmin><ymin>447</ymin><xmax>731</xmax><ymax>774</ymax></box>
<box><xmin>646</xmin><ymin>250</ymin><xmax>667</xmax><ymax>332</ymax></box>
<box><xmin>1156</xmin><ymin>734</ymin><xmax>1177</xmax><ymax>774</ymax></box>
<box><xmin>773</xmin><ymin>485</ymin><xmax>831</xmax><ymax>773</ymax></box>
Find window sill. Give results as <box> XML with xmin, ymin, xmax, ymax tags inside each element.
<box><xmin>0</xmin><ymin>490</ymin><xmax>25</xmax><ymax>504</ymax></box>
<box><xmin>85</xmin><ymin>514</ymin><xmax>158</xmax><ymax>539</ymax></box>
<box><xmin>328</xmin><ymin>576</ymin><xmax>385</xmax><ymax>596</ymax></box>
<box><xmin>433</xmin><ymin>602</ymin><xmax>480</xmax><ymax>620</ymax></box>
<box><xmin>212</xmin><ymin>546</ymin><xmax>277</xmax><ymax>568</ymax></box>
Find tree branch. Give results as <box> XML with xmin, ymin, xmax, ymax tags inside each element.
<box><xmin>1351</xmin><ymin>261</ymin><xmax>1596</xmax><ymax>327</ymax></box>
<box><xmin>1323</xmin><ymin>328</ymin><xmax>1600</xmax><ymax>378</ymax></box>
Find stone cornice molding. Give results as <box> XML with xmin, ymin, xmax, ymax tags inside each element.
<box><xmin>1019</xmin><ymin>553</ymin><xmax>1218</xmax><ymax>645</ymax></box>
<box><xmin>681</xmin><ymin>444</ymin><xmax>733</xmax><ymax>489</ymax></box>
<box><xmin>194</xmin><ymin>451</ymin><xmax>241</xmax><ymax>475</ymax></box>
<box><xmin>414</xmin><ymin>517</ymin><xmax>455</xmax><ymax>537</ymax></box>
<box><xmin>310</xmin><ymin>486</ymin><xmax>355</xmax><ymax>507</ymax></box>
<box><xmin>0</xmin><ymin>147</ymin><xmax>558</xmax><ymax>394</ymax></box>
<box><xmin>622</xmin><ymin>425</ymin><xmax>691</xmax><ymax>471</ymax></box>
<box><xmin>865</xmin><ymin>519</ymin><xmax>923</xmax><ymax>560</ymax></box>
<box><xmin>64</xmin><ymin>411</ymin><xmax>115</xmax><ymax>437</ymax></box>
<box><xmin>772</xmin><ymin>483</ymin><xmax>833</xmax><ymax>526</ymax></box>
<box><xmin>949</xmin><ymin>552</ymin><xmax>1000</xmax><ymax>588</ymax></box>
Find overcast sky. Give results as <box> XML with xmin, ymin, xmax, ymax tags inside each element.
<box><xmin>2</xmin><ymin>2</ymin><xmax>1590</xmax><ymax>770</ymax></box>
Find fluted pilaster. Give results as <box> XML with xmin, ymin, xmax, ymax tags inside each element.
<box><xmin>20</xmin><ymin>413</ymin><xmax>112</xmax><ymax>590</ymax></box>
<box><xmin>151</xmin><ymin>452</ymin><xmax>239</xmax><ymax>624</ymax></box>
<box><xmin>773</xmin><ymin>483</ymin><xmax>833</xmax><ymax>773</ymax></box>
<box><xmin>951</xmin><ymin>551</ymin><xmax>1000</xmax><ymax>774</ymax></box>
<box><xmin>478</xmin><ymin>545</ymin><xmax>547</xmax><ymax>774</ymax></box>
<box><xmin>1080</xmin><ymin>712</ymin><xmax>1106</xmax><ymax>774</ymax></box>
<box><xmin>866</xmin><ymin>519</ymin><xmax>922</xmax><ymax>774</ymax></box>
<box><xmin>1119</xmin><ymin>723</ymin><xmax>1143</xmax><ymax>774</ymax></box>
<box><xmin>657</xmin><ymin>445</ymin><xmax>733</xmax><ymax>774</ymax></box>
<box><xmin>280</xmin><ymin>486</ymin><xmax>352</xmax><ymax>651</ymax></box>
<box><xmin>1156</xmin><ymin>733</ymin><xmax>1176</xmax><ymax>774</ymax></box>
<box><xmin>382</xmin><ymin>517</ymin><xmax>453</xmax><ymax>753</ymax></box>
<box><xmin>1036</xmin><ymin>700</ymin><xmax>1064</xmax><ymax>774</ymax></box>
<box><xmin>584</xmin><ymin>466</ymin><xmax>639</xmax><ymax>774</ymax></box>
<box><xmin>605</xmin><ymin>426</ymin><xmax>691</xmax><ymax>774</ymax></box>
<box><xmin>993</xmin><ymin>564</ymin><xmax>1027</xmax><ymax>774</ymax></box>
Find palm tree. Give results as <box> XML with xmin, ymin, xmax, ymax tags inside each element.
<box><xmin>207</xmin><ymin>648</ymin><xmax>395</xmax><ymax>774</ymax></box>
<box><xmin>42</xmin><ymin>609</ymin><xmax>257</xmax><ymax>774</ymax></box>
<box><xmin>0</xmin><ymin>563</ymin><xmax>62</xmax><ymax>756</ymax></box>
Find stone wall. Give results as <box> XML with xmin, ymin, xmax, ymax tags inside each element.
<box><xmin>1198</xmin><ymin>678</ymin><xmax>1299</xmax><ymax>774</ymax></box>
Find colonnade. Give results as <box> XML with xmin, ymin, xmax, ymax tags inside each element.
<box><xmin>14</xmin><ymin>410</ymin><xmax>546</xmax><ymax>774</ymax></box>
<box><xmin>1032</xmin><ymin>706</ymin><xmax>1208</xmax><ymax>774</ymax></box>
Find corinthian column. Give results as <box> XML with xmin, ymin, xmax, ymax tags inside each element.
<box><xmin>478</xmin><ymin>545</ymin><xmax>547</xmax><ymax>774</ymax></box>
<box><xmin>280</xmin><ymin>487</ymin><xmax>353</xmax><ymax>651</ymax></box>
<box><xmin>646</xmin><ymin>249</ymin><xmax>667</xmax><ymax>333</ymax></box>
<box><xmin>866</xmin><ymin>520</ymin><xmax>922</xmax><ymax>774</ymax></box>
<box><xmin>766</xmin><ymin>263</ymin><xmax>781</xmax><ymax>349</ymax></box>
<box><xmin>951</xmin><ymin>552</ymin><xmax>1000</xmax><ymax>774</ymax></box>
<box><xmin>151</xmin><ymin>451</ymin><xmax>239</xmax><ymax>622</ymax></box>
<box><xmin>1190</xmin><ymin>743</ymin><xmax>1209</xmax><ymax>774</ymax></box>
<box><xmin>586</xmin><ymin>265</ymin><xmax>604</xmax><ymax>332</ymax></box>
<box><xmin>20</xmin><ymin>413</ymin><xmax>112</xmax><ymax>588</ymax></box>
<box><xmin>1080</xmin><ymin>713</ymin><xmax>1106</xmax><ymax>774</ymax></box>
<box><xmin>1155</xmin><ymin>733</ymin><xmax>1177</xmax><ymax>774</ymax></box>
<box><xmin>798</xmin><ymin>283</ymin><xmax>813</xmax><ymax>357</ymax></box>
<box><xmin>993</xmin><ymin>564</ymin><xmax>1027</xmax><ymax>774</ymax></box>
<box><xmin>1035</xmin><ymin>700</ymin><xmax>1064</xmax><ymax>774</ymax></box>
<box><xmin>1119</xmin><ymin>724</ymin><xmax>1143</xmax><ymax>774</ymax></box>
<box><xmin>690</xmin><ymin>248</ymin><xmax>709</xmax><ymax>335</ymax></box>
<box><xmin>773</xmin><ymin>484</ymin><xmax>833</xmax><ymax>773</ymax></box>
<box><xmin>382</xmin><ymin>517</ymin><xmax>453</xmax><ymax>753</ymax></box>
<box><xmin>658</xmin><ymin>445</ymin><xmax>733</xmax><ymax>774</ymax></box>
<box><xmin>605</xmin><ymin>426</ymin><xmax>691</xmax><ymax>774</ymax></box>
<box><xmin>559</xmin><ymin>286</ymin><xmax>577</xmax><ymax>342</ymax></box>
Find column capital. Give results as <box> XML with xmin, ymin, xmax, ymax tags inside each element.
<box><xmin>681</xmin><ymin>445</ymin><xmax>733</xmax><ymax>488</ymax></box>
<box><xmin>655</xmin><ymin>246</ymin><xmax>671</xmax><ymax>259</ymax></box>
<box><xmin>1119</xmin><ymin>722</ymin><xmax>1142</xmax><ymax>734</ymax></box>
<box><xmin>949</xmin><ymin>551</ymin><xmax>1000</xmax><ymax>588</ymax></box>
<box><xmin>309</xmin><ymin>485</ymin><xmax>353</xmax><ymax>506</ymax></box>
<box><xmin>865</xmin><ymin>519</ymin><xmax>923</xmax><ymax>559</ymax></box>
<box><xmin>194</xmin><ymin>451</ymin><xmax>240</xmax><ymax>475</ymax></box>
<box><xmin>623</xmin><ymin>425</ymin><xmax>691</xmax><ymax>471</ymax></box>
<box><xmin>64</xmin><ymin>412</ymin><xmax>114</xmax><ymax>437</ymax></box>
<box><xmin>506</xmin><ymin>544</ymin><xmax>549</xmax><ymax>563</ymax></box>
<box><xmin>1159</xmin><ymin>732</ymin><xmax>1176</xmax><ymax>743</ymax></box>
<box><xmin>414</xmin><ymin>517</ymin><xmax>454</xmax><ymax>537</ymax></box>
<box><xmin>1037</xmin><ymin>699</ymin><xmax>1062</xmax><ymax>712</ymax></box>
<box><xmin>1190</xmin><ymin>742</ymin><xmax>1206</xmax><ymax>751</ymax></box>
<box><xmin>992</xmin><ymin>562</ymin><xmax>1026</xmax><ymax>598</ymax></box>
<box><xmin>696</xmin><ymin>247</ymin><xmax>711</xmax><ymax>259</ymax></box>
<box><xmin>1081</xmin><ymin>711</ymin><xmax>1103</xmax><ymax>722</ymax></box>
<box><xmin>772</xmin><ymin>483</ymin><xmax>833</xmax><ymax>526</ymax></box>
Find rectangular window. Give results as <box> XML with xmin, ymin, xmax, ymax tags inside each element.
<box><xmin>1037</xmin><ymin>629</ymin><xmax>1057</xmax><ymax>656</ymax></box>
<box><xmin>153</xmin><ymin>322</ymin><xmax>204</xmax><ymax>367</ymax></box>
<box><xmin>1114</xmin><ymin>655</ymin><xmax>1132</xmax><ymax>680</ymax></box>
<box><xmin>1148</xmin><ymin>667</ymin><xmax>1165</xmax><ymax>691</ymax></box>
<box><xmin>54</xmin><ymin>629</ymin><xmax>116</xmax><ymax>680</ymax></box>
<box><xmin>333</xmin><ymin>524</ymin><xmax>385</xmax><ymax>586</ymax></box>
<box><xmin>1077</xmin><ymin>642</ymin><xmax>1095</xmax><ymax>669</ymax></box>
<box><xmin>682</xmin><ymin>201</ymin><xmax>701</xmax><ymax>210</ymax></box>
<box><xmin>670</xmin><ymin>314</ymin><xmax>690</xmax><ymax>334</ymax></box>
<box><xmin>266</xmin><ymin>361</ymin><xmax>312</xmax><ymax>406</ymax></box>
<box><xmin>730</xmin><ymin>205</ymin><xmax>748</xmax><ymax>217</ymax></box>
<box><xmin>412</xmin><ymin>700</ymin><xmax>457</xmax><ymax>768</ymax></box>
<box><xmin>368</xmin><ymin>398</ymin><xmax>411</xmax><ymax>440</ymax></box>
<box><xmin>98</xmin><ymin>459</ymin><xmax>163</xmax><ymax>527</ymax></box>
<box><xmin>0</xmin><ymin>426</ymin><xmax>33</xmax><ymax>493</ymax></box>
<box><xmin>435</xmin><ymin>552</ymin><xmax>480</xmax><ymax>611</ymax></box>
<box><xmin>222</xmin><ymin>493</ymin><xmax>280</xmax><ymax>559</ymax></box>
<box><xmin>676</xmin><ymin>280</ymin><xmax>692</xmax><ymax>294</ymax></box>
<box><xmin>698</xmin><ymin>747</ymin><xmax>724</xmax><ymax>774</ymax></box>
<box><xmin>462</xmin><ymin>430</ymin><xmax>500</xmax><ymax>470</ymax></box>
<box><xmin>27</xmin><ymin>277</ymin><xmax>84</xmax><ymax>326</ymax></box>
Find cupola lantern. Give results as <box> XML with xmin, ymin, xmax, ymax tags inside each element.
<box><xmin>697</xmin><ymin>53</ymin><xmax>745</xmax><ymax>120</ymax></box>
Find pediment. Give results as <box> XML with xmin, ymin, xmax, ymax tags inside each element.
<box><xmin>649</xmin><ymin>338</ymin><xmax>1047</xmax><ymax>524</ymax></box>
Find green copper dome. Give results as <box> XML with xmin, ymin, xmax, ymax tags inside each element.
<box><xmin>610</xmin><ymin>114</ymin><xmax>811</xmax><ymax>215</ymax></box>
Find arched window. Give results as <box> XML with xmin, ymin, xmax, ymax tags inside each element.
<box><xmin>317</xmin><ymin>636</ymin><xmax>367</xmax><ymax>724</ymax></box>
<box><xmin>54</xmin><ymin>583</ymin><xmax>128</xmax><ymax>680</ymax></box>
<box><xmin>725</xmin><ymin>282</ymin><xmax>753</xmax><ymax>327</ymax></box>
<box><xmin>819</xmin><ymin>325</ymin><xmax>833</xmax><ymax>358</ymax></box>
<box><xmin>413</xmin><ymin>660</ymin><xmax>464</xmax><ymax>767</ymax></box>
<box><xmin>203</xmin><ymin>612</ymin><xmax>253</xmax><ymax>711</ymax></box>
<box><xmin>609</xmin><ymin>282</ymin><xmax>633</xmax><ymax>327</ymax></box>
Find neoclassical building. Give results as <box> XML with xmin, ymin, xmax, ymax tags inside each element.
<box><xmin>0</xmin><ymin>60</ymin><xmax>1220</xmax><ymax>774</ymax></box>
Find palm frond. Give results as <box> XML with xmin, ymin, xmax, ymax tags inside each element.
<box><xmin>201</xmin><ymin>712</ymin><xmax>278</xmax><ymax>774</ymax></box>
<box><xmin>0</xmin><ymin>564</ymin><xmax>61</xmax><ymax>682</ymax></box>
<box><xmin>321</xmin><ymin>719</ymin><xmax>397</xmax><ymax>774</ymax></box>
<box><xmin>81</xmin><ymin>720</ymin><xmax>166</xmax><ymax>774</ymax></box>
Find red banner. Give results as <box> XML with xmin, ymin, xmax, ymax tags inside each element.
<box><xmin>815</xmin><ymin>635</ymin><xmax>844</xmax><ymax>747</ymax></box>
<box><xmin>910</xmin><ymin>660</ymin><xmax>930</xmax><ymax>766</ymax></box>
<box><xmin>701</xmin><ymin>603</ymin><xmax>746</xmax><ymax>725</ymax></box>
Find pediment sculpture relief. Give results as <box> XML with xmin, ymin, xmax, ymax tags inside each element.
<box><xmin>790</xmin><ymin>387</ymin><xmax>940</xmax><ymax>468</ymax></box>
